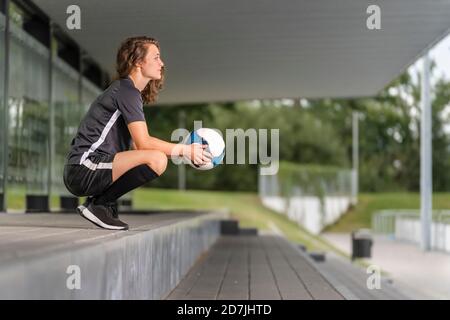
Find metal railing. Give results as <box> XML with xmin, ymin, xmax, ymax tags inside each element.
<box><xmin>372</xmin><ymin>209</ymin><xmax>450</xmax><ymax>253</ymax></box>
<box><xmin>372</xmin><ymin>210</ymin><xmax>450</xmax><ymax>234</ymax></box>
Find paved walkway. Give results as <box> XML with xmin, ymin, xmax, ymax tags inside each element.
<box><xmin>166</xmin><ymin>235</ymin><xmax>345</xmax><ymax>300</ymax></box>
<box><xmin>323</xmin><ymin>233</ymin><xmax>450</xmax><ymax>299</ymax></box>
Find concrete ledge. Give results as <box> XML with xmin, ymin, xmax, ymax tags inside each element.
<box><xmin>0</xmin><ymin>210</ymin><xmax>228</xmax><ymax>299</ymax></box>
<box><xmin>220</xmin><ymin>219</ymin><xmax>239</xmax><ymax>235</ymax></box>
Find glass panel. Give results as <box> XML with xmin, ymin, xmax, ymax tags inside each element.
<box><xmin>52</xmin><ymin>56</ymin><xmax>80</xmax><ymax>198</ymax></box>
<box><xmin>7</xmin><ymin>22</ymin><xmax>50</xmax><ymax>211</ymax></box>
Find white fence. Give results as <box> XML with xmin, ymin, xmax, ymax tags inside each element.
<box><xmin>258</xmin><ymin>167</ymin><xmax>354</xmax><ymax>235</ymax></box>
<box><xmin>372</xmin><ymin>210</ymin><xmax>450</xmax><ymax>253</ymax></box>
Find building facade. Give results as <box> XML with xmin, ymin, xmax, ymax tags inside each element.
<box><xmin>0</xmin><ymin>0</ymin><xmax>109</xmax><ymax>212</ymax></box>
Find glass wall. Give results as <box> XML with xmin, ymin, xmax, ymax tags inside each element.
<box><xmin>51</xmin><ymin>56</ymin><xmax>81</xmax><ymax>198</ymax></box>
<box><xmin>7</xmin><ymin>20</ymin><xmax>50</xmax><ymax>211</ymax></box>
<box><xmin>1</xmin><ymin>2</ymin><xmax>104</xmax><ymax>212</ymax></box>
<box><xmin>0</xmin><ymin>12</ymin><xmax>5</xmax><ymax>208</ymax></box>
<box><xmin>81</xmin><ymin>76</ymin><xmax>101</xmax><ymax>111</ymax></box>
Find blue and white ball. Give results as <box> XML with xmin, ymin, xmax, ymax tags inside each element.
<box><xmin>185</xmin><ymin>128</ymin><xmax>225</xmax><ymax>170</ymax></box>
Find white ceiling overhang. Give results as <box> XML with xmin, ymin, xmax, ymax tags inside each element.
<box><xmin>32</xmin><ymin>0</ymin><xmax>450</xmax><ymax>104</ymax></box>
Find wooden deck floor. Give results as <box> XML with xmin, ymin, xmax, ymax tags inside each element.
<box><xmin>166</xmin><ymin>235</ymin><xmax>344</xmax><ymax>300</ymax></box>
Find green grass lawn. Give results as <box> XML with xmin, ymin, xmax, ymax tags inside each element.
<box><xmin>5</xmin><ymin>186</ymin><xmax>67</xmax><ymax>212</ymax></box>
<box><xmin>324</xmin><ymin>192</ymin><xmax>450</xmax><ymax>233</ymax></box>
<box><xmin>133</xmin><ymin>188</ymin><xmax>348</xmax><ymax>257</ymax></box>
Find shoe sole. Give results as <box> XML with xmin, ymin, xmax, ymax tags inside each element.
<box><xmin>77</xmin><ymin>205</ymin><xmax>128</xmax><ymax>230</ymax></box>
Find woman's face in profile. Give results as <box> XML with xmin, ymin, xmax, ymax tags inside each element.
<box><xmin>139</xmin><ymin>43</ymin><xmax>164</xmax><ymax>80</ymax></box>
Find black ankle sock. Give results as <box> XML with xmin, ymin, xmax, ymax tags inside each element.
<box><xmin>95</xmin><ymin>164</ymin><xmax>159</xmax><ymax>205</ymax></box>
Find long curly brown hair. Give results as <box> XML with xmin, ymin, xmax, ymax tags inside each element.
<box><xmin>116</xmin><ymin>36</ymin><xmax>165</xmax><ymax>104</ymax></box>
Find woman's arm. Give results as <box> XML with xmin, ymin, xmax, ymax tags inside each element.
<box><xmin>128</xmin><ymin>121</ymin><xmax>211</xmax><ymax>165</ymax></box>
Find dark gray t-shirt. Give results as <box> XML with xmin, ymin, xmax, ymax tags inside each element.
<box><xmin>66</xmin><ymin>77</ymin><xmax>145</xmax><ymax>165</ymax></box>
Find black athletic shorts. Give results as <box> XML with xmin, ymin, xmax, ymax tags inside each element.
<box><xmin>63</xmin><ymin>153</ymin><xmax>115</xmax><ymax>197</ymax></box>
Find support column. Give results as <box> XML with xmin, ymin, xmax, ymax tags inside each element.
<box><xmin>420</xmin><ymin>53</ymin><xmax>432</xmax><ymax>251</ymax></box>
<box><xmin>1</xmin><ymin>0</ymin><xmax>9</xmax><ymax>212</ymax></box>
<box><xmin>351</xmin><ymin>111</ymin><xmax>359</xmax><ymax>205</ymax></box>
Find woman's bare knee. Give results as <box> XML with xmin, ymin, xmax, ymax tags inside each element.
<box><xmin>146</xmin><ymin>151</ymin><xmax>168</xmax><ymax>175</ymax></box>
<box><xmin>112</xmin><ymin>150</ymin><xmax>167</xmax><ymax>182</ymax></box>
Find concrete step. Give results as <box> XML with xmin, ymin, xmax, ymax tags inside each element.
<box><xmin>220</xmin><ymin>219</ymin><xmax>240</xmax><ymax>235</ymax></box>
<box><xmin>220</xmin><ymin>219</ymin><xmax>259</xmax><ymax>236</ymax></box>
<box><xmin>0</xmin><ymin>210</ymin><xmax>228</xmax><ymax>299</ymax></box>
<box><xmin>239</xmin><ymin>228</ymin><xmax>258</xmax><ymax>236</ymax></box>
<box><xmin>306</xmin><ymin>251</ymin><xmax>415</xmax><ymax>300</ymax></box>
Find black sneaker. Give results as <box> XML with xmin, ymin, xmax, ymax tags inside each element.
<box><xmin>106</xmin><ymin>202</ymin><xmax>131</xmax><ymax>230</ymax></box>
<box><xmin>77</xmin><ymin>196</ymin><xmax>94</xmax><ymax>213</ymax></box>
<box><xmin>77</xmin><ymin>198</ymin><xmax>120</xmax><ymax>219</ymax></box>
<box><xmin>108</xmin><ymin>201</ymin><xmax>119</xmax><ymax>219</ymax></box>
<box><xmin>77</xmin><ymin>200</ymin><xmax>129</xmax><ymax>230</ymax></box>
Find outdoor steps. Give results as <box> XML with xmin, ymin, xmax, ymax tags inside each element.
<box><xmin>307</xmin><ymin>251</ymin><xmax>415</xmax><ymax>300</ymax></box>
<box><xmin>0</xmin><ymin>212</ymin><xmax>410</xmax><ymax>300</ymax></box>
<box><xmin>166</xmin><ymin>230</ymin><xmax>345</xmax><ymax>300</ymax></box>
<box><xmin>167</xmin><ymin>218</ymin><xmax>415</xmax><ymax>300</ymax></box>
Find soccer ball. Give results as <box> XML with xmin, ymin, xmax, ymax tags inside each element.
<box><xmin>184</xmin><ymin>128</ymin><xmax>225</xmax><ymax>170</ymax></box>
